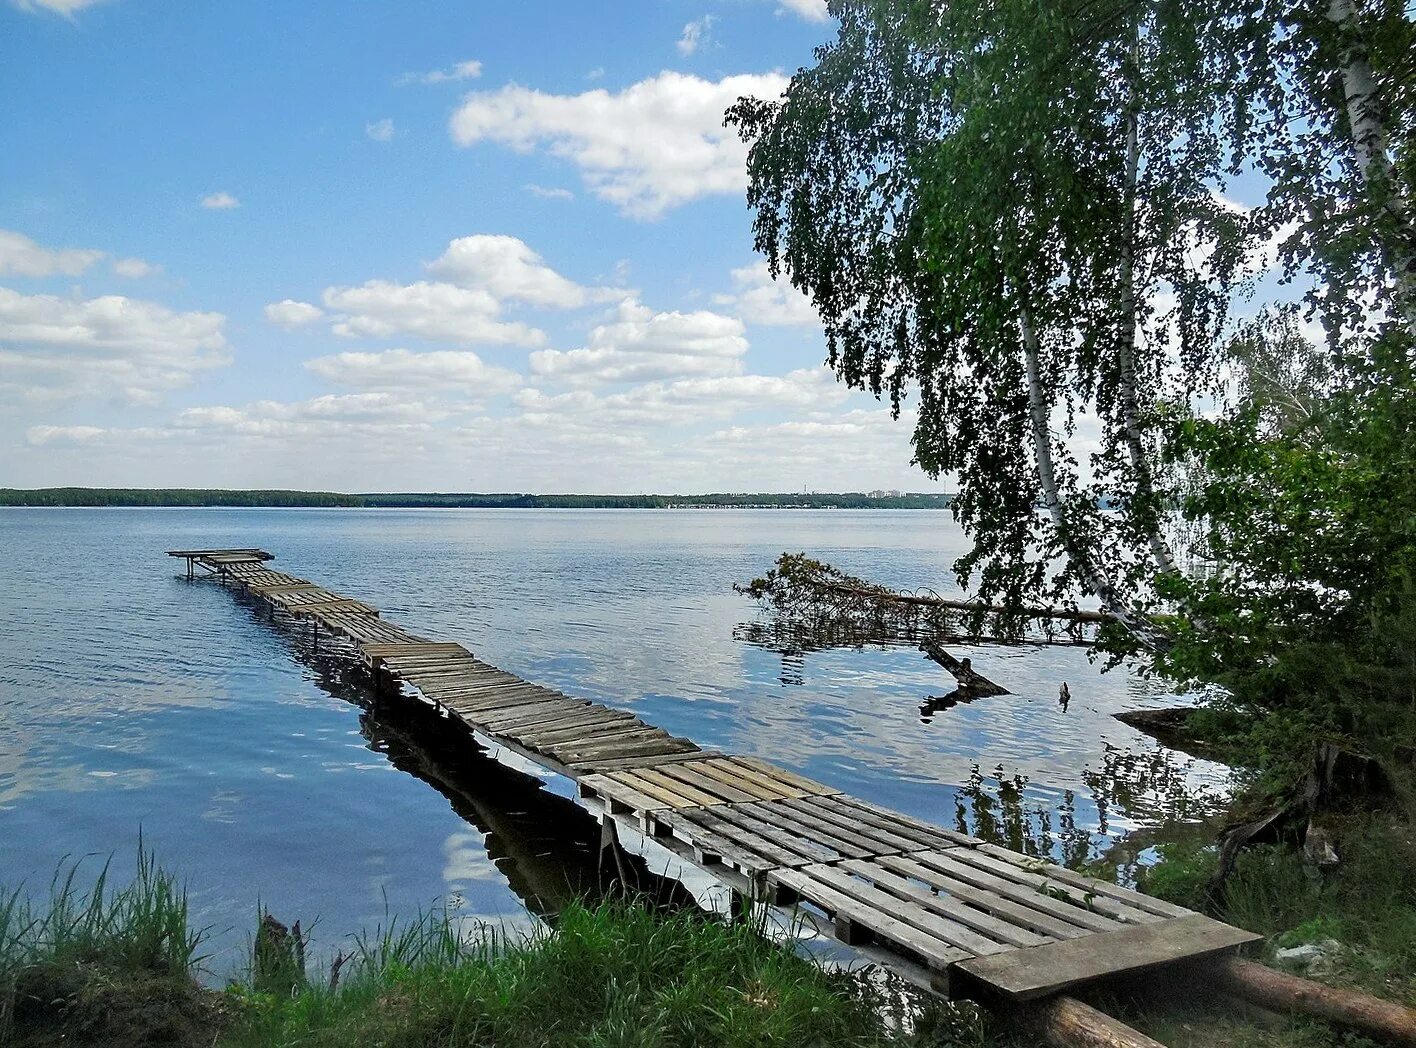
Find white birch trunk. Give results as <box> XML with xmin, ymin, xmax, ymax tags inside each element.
<box><xmin>1019</xmin><ymin>302</ymin><xmax>1155</xmax><ymax>644</ymax></box>
<box><xmin>1327</xmin><ymin>0</ymin><xmax>1416</xmax><ymax>342</ymax></box>
<box><xmin>1116</xmin><ymin>84</ymin><xmax>1179</xmax><ymax>577</ymax></box>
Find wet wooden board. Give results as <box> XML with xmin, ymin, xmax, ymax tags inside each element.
<box><xmin>954</xmin><ymin>913</ymin><xmax>1261</xmax><ymax>999</ymax></box>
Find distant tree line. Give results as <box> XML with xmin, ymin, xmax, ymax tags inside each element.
<box><xmin>0</xmin><ymin>488</ymin><xmax>363</xmax><ymax>507</ymax></box>
<box><xmin>0</xmin><ymin>488</ymin><xmax>954</xmax><ymax>510</ymax></box>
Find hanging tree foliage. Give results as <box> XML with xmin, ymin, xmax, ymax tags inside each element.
<box><xmin>727</xmin><ymin>0</ymin><xmax>1414</xmax><ymax>678</ymax></box>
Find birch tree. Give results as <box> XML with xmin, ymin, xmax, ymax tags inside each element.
<box><xmin>728</xmin><ymin>0</ymin><xmax>1250</xmax><ymax>646</ymax></box>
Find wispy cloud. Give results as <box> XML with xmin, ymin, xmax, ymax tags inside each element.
<box><xmin>399</xmin><ymin>59</ymin><xmax>482</xmax><ymax>86</ymax></box>
<box><xmin>677</xmin><ymin>15</ymin><xmax>715</xmax><ymax>56</ymax></box>
<box><xmin>777</xmin><ymin>0</ymin><xmax>830</xmax><ymax>22</ymax></box>
<box><xmin>525</xmin><ymin>184</ymin><xmax>574</xmax><ymax>201</ymax></box>
<box><xmin>200</xmin><ymin>191</ymin><xmax>240</xmax><ymax>210</ymax></box>
<box><xmin>365</xmin><ymin>118</ymin><xmax>395</xmax><ymax>142</ymax></box>
<box><xmin>13</xmin><ymin>0</ymin><xmax>106</xmax><ymax>18</ymax></box>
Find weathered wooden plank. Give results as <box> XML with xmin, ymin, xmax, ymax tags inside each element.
<box><xmin>762</xmin><ymin>798</ymin><xmax>917</xmax><ymax>856</ymax></box>
<box><xmin>569</xmin><ymin>750</ymin><xmax>723</xmax><ymax>772</ymax></box>
<box><xmin>600</xmin><ymin>771</ymin><xmax>704</xmax><ymax>811</ymax></box>
<box><xmin>732</xmin><ymin>756</ymin><xmax>839</xmax><ymax>797</ymax></box>
<box><xmin>466</xmin><ymin>700</ymin><xmax>580</xmax><ymax>729</ymax></box>
<box><xmin>443</xmin><ymin>690</ymin><xmax>565</xmax><ymax>717</ymax></box>
<box><xmin>494</xmin><ymin>706</ymin><xmax>615</xmax><ymax>738</ymax></box>
<box><xmin>286</xmin><ymin>598</ymin><xmax>378</xmax><ymax>616</ymax></box>
<box><xmin>361</xmin><ymin>642</ymin><xmax>468</xmax><ymax>658</ymax></box>
<box><xmin>769</xmin><ymin>867</ymin><xmax>971</xmax><ymax>971</ymax></box>
<box><xmin>519</xmin><ymin>720</ymin><xmax>652</xmax><ymax>749</ymax></box>
<box><xmin>696</xmin><ymin>805</ymin><xmax>842</xmax><ymax>866</ymax></box>
<box><xmin>684</xmin><ymin>758</ymin><xmax>790</xmax><ymax>801</ymax></box>
<box><xmin>168</xmin><ymin>548</ymin><xmax>273</xmax><ymax>558</ymax></box>
<box><xmin>579</xmin><ymin>774</ymin><xmax>671</xmax><ymax>813</ymax></box>
<box><xmin>657</xmin><ymin>808</ymin><xmax>805</xmax><ymax>870</ymax></box>
<box><xmin>654</xmin><ymin>763</ymin><xmax>760</xmax><ymax>805</ymax></box>
<box><xmin>838</xmin><ymin>859</ymin><xmax>1051</xmax><ymax>948</ymax></box>
<box><xmin>554</xmin><ymin>735</ymin><xmax>696</xmax><ymax>762</ymax></box>
<box><xmin>905</xmin><ymin>851</ymin><xmax>1122</xmax><ymax>934</ymax></box>
<box><xmin>954</xmin><ymin>913</ymin><xmax>1261</xmax><ymax>1000</ymax></box>
<box><xmin>819</xmin><ymin>794</ymin><xmax>982</xmax><ymax>848</ymax></box>
<box><xmin>976</xmin><ymin>844</ymin><xmax>1192</xmax><ymax>919</ymax></box>
<box><xmin>630</xmin><ymin>767</ymin><xmax>730</xmax><ymax>808</ymax></box>
<box><xmin>875</xmin><ymin>855</ymin><xmax>1095</xmax><ymax>941</ymax></box>
<box><xmin>395</xmin><ymin>664</ymin><xmax>495</xmax><ymax>684</ymax></box>
<box><xmin>552</xmin><ymin>731</ymin><xmax>685</xmax><ymax>760</ymax></box>
<box><xmin>416</xmin><ymin>674</ymin><xmax>526</xmax><ymax>696</ymax></box>
<box><xmin>643</xmin><ymin>809</ymin><xmax>770</xmax><ymax>871</ymax></box>
<box><xmin>416</xmin><ymin>680</ymin><xmax>537</xmax><ymax>703</ymax></box>
<box><xmin>504</xmin><ymin>705</ymin><xmax>629</xmax><ymax>733</ymax></box>
<box><xmin>938</xmin><ymin>849</ymin><xmax>1161</xmax><ymax>926</ymax></box>
<box><xmin>801</xmin><ymin>862</ymin><xmax>1011</xmax><ymax>957</ymax></box>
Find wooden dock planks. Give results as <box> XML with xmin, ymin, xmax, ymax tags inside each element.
<box><xmin>171</xmin><ymin>548</ymin><xmax>1261</xmax><ymax>1001</ymax></box>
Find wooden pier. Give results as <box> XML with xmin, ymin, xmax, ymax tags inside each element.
<box><xmin>169</xmin><ymin>549</ymin><xmax>1260</xmax><ymax>1018</ymax></box>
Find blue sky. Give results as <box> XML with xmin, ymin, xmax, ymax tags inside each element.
<box><xmin>1</xmin><ymin>0</ymin><xmax>942</xmax><ymax>493</ymax></box>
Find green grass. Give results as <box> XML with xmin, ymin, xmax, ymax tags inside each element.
<box><xmin>1</xmin><ymin>845</ymin><xmax>217</xmax><ymax>1046</ymax></box>
<box><xmin>9</xmin><ymin>823</ymin><xmax>1416</xmax><ymax>1047</ymax></box>
<box><xmin>1139</xmin><ymin>812</ymin><xmax>1416</xmax><ymax>1005</ymax></box>
<box><xmin>225</xmin><ymin>901</ymin><xmax>973</xmax><ymax>1048</ymax></box>
<box><xmin>0</xmin><ymin>850</ymin><xmax>1000</xmax><ymax>1048</ymax></box>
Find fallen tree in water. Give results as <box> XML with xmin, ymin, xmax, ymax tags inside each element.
<box><xmin>737</xmin><ymin>553</ymin><xmax>1107</xmax><ymax>648</ymax></box>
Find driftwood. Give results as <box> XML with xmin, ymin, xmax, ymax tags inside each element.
<box><xmin>1213</xmin><ymin>958</ymin><xmax>1416</xmax><ymax>1047</ymax></box>
<box><xmin>1030</xmin><ymin>995</ymin><xmax>1166</xmax><ymax>1048</ymax></box>
<box><xmin>921</xmin><ymin>641</ymin><xmax>1009</xmax><ymax>695</ymax></box>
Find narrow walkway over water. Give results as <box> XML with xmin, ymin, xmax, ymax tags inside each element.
<box><xmin>167</xmin><ymin>547</ymin><xmax>1257</xmax><ymax>1002</ymax></box>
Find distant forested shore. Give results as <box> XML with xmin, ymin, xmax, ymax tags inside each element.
<box><xmin>0</xmin><ymin>488</ymin><xmax>954</xmax><ymax>510</ymax></box>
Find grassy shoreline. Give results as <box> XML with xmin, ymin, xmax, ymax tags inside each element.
<box><xmin>0</xmin><ymin>851</ymin><xmax>990</xmax><ymax>1048</ymax></box>
<box><xmin>5</xmin><ymin>818</ymin><xmax>1415</xmax><ymax>1047</ymax></box>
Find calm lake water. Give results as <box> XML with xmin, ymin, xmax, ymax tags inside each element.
<box><xmin>0</xmin><ymin>508</ymin><xmax>1228</xmax><ymax>971</ymax></box>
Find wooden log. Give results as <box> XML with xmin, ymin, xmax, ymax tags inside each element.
<box><xmin>1030</xmin><ymin>996</ymin><xmax>1167</xmax><ymax>1048</ymax></box>
<box><xmin>1212</xmin><ymin>957</ymin><xmax>1416</xmax><ymax>1047</ymax></box>
<box><xmin>920</xmin><ymin>641</ymin><xmax>1009</xmax><ymax>695</ymax></box>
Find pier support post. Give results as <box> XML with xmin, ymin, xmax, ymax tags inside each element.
<box><xmin>1031</xmin><ymin>996</ymin><xmax>1167</xmax><ymax>1048</ymax></box>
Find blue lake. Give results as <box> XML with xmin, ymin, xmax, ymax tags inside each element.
<box><xmin>0</xmin><ymin>508</ymin><xmax>1227</xmax><ymax>971</ymax></box>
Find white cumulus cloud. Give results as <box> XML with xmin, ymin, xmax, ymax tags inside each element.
<box><xmin>427</xmin><ymin>235</ymin><xmax>616</xmax><ymax>309</ymax></box>
<box><xmin>530</xmin><ymin>298</ymin><xmax>747</xmax><ymax>384</ymax></box>
<box><xmin>524</xmin><ymin>184</ymin><xmax>574</xmax><ymax>201</ymax></box>
<box><xmin>714</xmin><ymin>261</ymin><xmax>819</xmax><ymax>326</ymax></box>
<box><xmin>0</xmin><ymin>230</ymin><xmax>102</xmax><ymax>278</ymax></box>
<box><xmin>263</xmin><ymin>299</ymin><xmax>325</xmax><ymax>328</ymax></box>
<box><xmin>321</xmin><ymin>280</ymin><xmax>543</xmax><ymax>346</ymax></box>
<box><xmin>282</xmin><ymin>235</ymin><xmax>609</xmax><ymax>347</ymax></box>
<box><xmin>449</xmin><ymin>71</ymin><xmax>788</xmax><ymax>219</ymax></box>
<box><xmin>201</xmin><ymin>191</ymin><xmax>240</xmax><ymax>210</ymax></box>
<box><xmin>13</xmin><ymin>0</ymin><xmax>105</xmax><ymax>16</ymax></box>
<box><xmin>0</xmin><ymin>287</ymin><xmax>229</xmax><ymax>404</ymax></box>
<box><xmin>304</xmin><ymin>348</ymin><xmax>522</xmax><ymax>397</ymax></box>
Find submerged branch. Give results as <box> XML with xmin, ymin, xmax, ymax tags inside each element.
<box><xmin>736</xmin><ymin>552</ymin><xmax>1109</xmax><ymax>650</ymax></box>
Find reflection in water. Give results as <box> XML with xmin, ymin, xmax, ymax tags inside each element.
<box><xmin>238</xmin><ymin>586</ymin><xmax>691</xmax><ymax>921</ymax></box>
<box><xmin>2</xmin><ymin>507</ymin><xmax>1233</xmax><ymax>961</ymax></box>
<box><xmin>736</xmin><ymin>617</ymin><xmax>1227</xmax><ymax>878</ymax></box>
